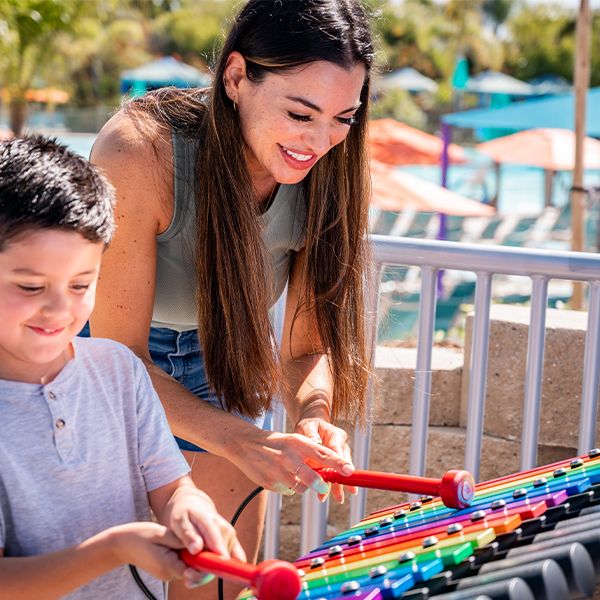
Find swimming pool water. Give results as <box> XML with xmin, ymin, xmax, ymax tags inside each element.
<box><xmin>58</xmin><ymin>133</ymin><xmax>600</xmax><ymax>216</ymax></box>
<box><xmin>56</xmin><ymin>133</ymin><xmax>96</xmax><ymax>159</ymax></box>
<box><xmin>401</xmin><ymin>150</ymin><xmax>600</xmax><ymax>215</ymax></box>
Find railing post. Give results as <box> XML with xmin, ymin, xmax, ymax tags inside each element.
<box><xmin>409</xmin><ymin>266</ymin><xmax>438</xmax><ymax>478</ymax></box>
<box><xmin>262</xmin><ymin>291</ymin><xmax>287</xmax><ymax>559</ymax></box>
<box><xmin>520</xmin><ymin>276</ymin><xmax>549</xmax><ymax>470</ymax></box>
<box><xmin>349</xmin><ymin>257</ymin><xmax>383</xmax><ymax>525</ymax></box>
<box><xmin>262</xmin><ymin>402</ymin><xmax>285</xmax><ymax>560</ymax></box>
<box><xmin>300</xmin><ymin>494</ymin><xmax>329</xmax><ymax>556</ymax></box>
<box><xmin>464</xmin><ymin>272</ymin><xmax>492</xmax><ymax>480</ymax></box>
<box><xmin>579</xmin><ymin>281</ymin><xmax>600</xmax><ymax>453</ymax></box>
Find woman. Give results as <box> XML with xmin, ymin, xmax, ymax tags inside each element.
<box><xmin>91</xmin><ymin>1</ymin><xmax>374</xmax><ymax>597</ymax></box>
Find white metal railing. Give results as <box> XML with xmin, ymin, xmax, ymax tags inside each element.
<box><xmin>263</xmin><ymin>235</ymin><xmax>600</xmax><ymax>558</ymax></box>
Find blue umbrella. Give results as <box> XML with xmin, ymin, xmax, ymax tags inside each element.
<box><xmin>378</xmin><ymin>67</ymin><xmax>438</xmax><ymax>94</ymax></box>
<box><xmin>451</xmin><ymin>56</ymin><xmax>470</xmax><ymax>90</ymax></box>
<box><xmin>120</xmin><ymin>56</ymin><xmax>211</xmax><ymax>95</ymax></box>
<box><xmin>466</xmin><ymin>70</ymin><xmax>536</xmax><ymax>97</ymax></box>
<box><xmin>528</xmin><ymin>75</ymin><xmax>572</xmax><ymax>96</ymax></box>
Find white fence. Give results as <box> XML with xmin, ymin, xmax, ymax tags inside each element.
<box><xmin>264</xmin><ymin>235</ymin><xmax>600</xmax><ymax>558</ymax></box>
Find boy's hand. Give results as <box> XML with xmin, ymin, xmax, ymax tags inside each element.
<box><xmin>161</xmin><ymin>483</ymin><xmax>246</xmax><ymax>571</ymax></box>
<box><xmin>107</xmin><ymin>522</ymin><xmax>187</xmax><ymax>581</ymax></box>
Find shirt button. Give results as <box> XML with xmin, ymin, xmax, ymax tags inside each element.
<box><xmin>48</xmin><ymin>391</ymin><xmax>56</xmax><ymax>400</ymax></box>
<box><xmin>55</xmin><ymin>419</ymin><xmax>66</xmax><ymax>429</ymax></box>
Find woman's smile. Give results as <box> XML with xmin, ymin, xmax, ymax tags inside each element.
<box><xmin>230</xmin><ymin>59</ymin><xmax>366</xmax><ymax>186</ymax></box>
<box><xmin>278</xmin><ymin>144</ymin><xmax>318</xmax><ymax>170</ymax></box>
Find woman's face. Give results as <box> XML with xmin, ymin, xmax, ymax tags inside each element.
<box><xmin>226</xmin><ymin>56</ymin><xmax>366</xmax><ymax>188</ymax></box>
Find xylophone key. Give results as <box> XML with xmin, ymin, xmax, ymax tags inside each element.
<box><xmin>491</xmin><ymin>531</ymin><xmax>520</xmax><ymax>552</ymax></box>
<box><xmin>394</xmin><ymin>544</ymin><xmax>584</xmax><ymax>599</ymax></box>
<box><xmin>245</xmin><ymin>453</ymin><xmax>600</xmax><ymax>600</ymax></box>
<box><xmin>410</xmin><ymin>571</ymin><xmax>454</xmax><ymax>595</ymax></box>
<box><xmin>513</xmin><ymin>515</ymin><xmax>545</xmax><ymax>537</ymax></box>
<box><xmin>400</xmin><ymin>589</ymin><xmax>430</xmax><ymax>599</ymax></box>
<box><xmin>505</xmin><ymin>528</ymin><xmax>600</xmax><ymax>579</ymax></box>
<box><xmin>537</xmin><ymin>503</ymin><xmax>570</xmax><ymax>527</ymax></box>
<box><xmin>561</xmin><ymin>490</ymin><xmax>595</xmax><ymax>512</ymax></box>
<box><xmin>424</xmin><ymin>577</ymin><xmax>535</xmax><ymax>600</ymax></box>
<box><xmin>554</xmin><ymin>508</ymin><xmax>600</xmax><ymax>530</ymax></box>
<box><xmin>472</xmin><ymin>544</ymin><xmax>502</xmax><ymax>566</ymax></box>
<box><xmin>476</xmin><ymin>541</ymin><xmax>595</xmax><ymax>598</ymax></box>
<box><xmin>451</xmin><ymin>558</ymin><xmax>569</xmax><ymax>600</ymax></box>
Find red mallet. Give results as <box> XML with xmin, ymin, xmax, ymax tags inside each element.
<box><xmin>179</xmin><ymin>550</ymin><xmax>302</xmax><ymax>600</ymax></box>
<box><xmin>313</xmin><ymin>467</ymin><xmax>475</xmax><ymax>509</ymax></box>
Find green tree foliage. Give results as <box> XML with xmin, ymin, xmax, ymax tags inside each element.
<box><xmin>150</xmin><ymin>8</ymin><xmax>222</xmax><ymax>64</ymax></box>
<box><xmin>505</xmin><ymin>4</ymin><xmax>600</xmax><ymax>88</ymax></box>
<box><xmin>0</xmin><ymin>0</ymin><xmax>94</xmax><ymax>133</ymax></box>
<box><xmin>2</xmin><ymin>0</ymin><xmax>598</xmax><ymax>132</ymax></box>
<box><xmin>372</xmin><ymin>0</ymin><xmax>504</xmax><ymax>82</ymax></box>
<box><xmin>54</xmin><ymin>17</ymin><xmax>150</xmax><ymax>106</ymax></box>
<box><xmin>149</xmin><ymin>0</ymin><xmax>238</xmax><ymax>66</ymax></box>
<box><xmin>371</xmin><ymin>88</ymin><xmax>427</xmax><ymax>130</ymax></box>
<box><xmin>505</xmin><ymin>4</ymin><xmax>575</xmax><ymax>81</ymax></box>
<box><xmin>482</xmin><ymin>0</ymin><xmax>513</xmax><ymax>33</ymax></box>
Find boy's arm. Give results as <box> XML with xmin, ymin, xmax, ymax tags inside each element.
<box><xmin>149</xmin><ymin>475</ymin><xmax>246</xmax><ymax>562</ymax></box>
<box><xmin>0</xmin><ymin>522</ymin><xmax>185</xmax><ymax>600</ymax></box>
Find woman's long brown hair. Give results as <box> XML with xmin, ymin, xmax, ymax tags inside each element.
<box><xmin>127</xmin><ymin>0</ymin><xmax>373</xmax><ymax>424</ymax></box>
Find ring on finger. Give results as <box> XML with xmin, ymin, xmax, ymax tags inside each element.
<box><xmin>294</xmin><ymin>463</ymin><xmax>304</xmax><ymax>477</ymax></box>
<box><xmin>290</xmin><ymin>477</ymin><xmax>301</xmax><ymax>493</ymax></box>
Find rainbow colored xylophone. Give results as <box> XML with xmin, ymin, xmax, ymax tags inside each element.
<box><xmin>238</xmin><ymin>449</ymin><xmax>600</xmax><ymax>599</ymax></box>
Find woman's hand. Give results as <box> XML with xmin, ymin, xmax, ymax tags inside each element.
<box><xmin>294</xmin><ymin>416</ymin><xmax>358</xmax><ymax>504</ymax></box>
<box><xmin>228</xmin><ymin>424</ymin><xmax>355</xmax><ymax>500</ymax></box>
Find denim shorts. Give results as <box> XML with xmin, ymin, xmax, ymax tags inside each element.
<box><xmin>148</xmin><ymin>328</ymin><xmax>271</xmax><ymax>452</ymax></box>
<box><xmin>79</xmin><ymin>324</ymin><xmax>271</xmax><ymax>453</ymax></box>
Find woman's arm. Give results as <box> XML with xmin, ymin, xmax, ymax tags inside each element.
<box><xmin>0</xmin><ymin>523</ymin><xmax>186</xmax><ymax>599</ymax></box>
<box><xmin>280</xmin><ymin>248</ymin><xmax>335</xmax><ymax>423</ymax></box>
<box><xmin>90</xmin><ymin>120</ymin><xmax>354</xmax><ymax>494</ymax></box>
<box><xmin>280</xmin><ymin>249</ymin><xmax>357</xmax><ymax>502</ymax></box>
<box><xmin>89</xmin><ymin>115</ymin><xmax>263</xmax><ymax>459</ymax></box>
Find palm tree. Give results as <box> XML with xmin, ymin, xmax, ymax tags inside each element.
<box><xmin>483</xmin><ymin>0</ymin><xmax>513</xmax><ymax>34</ymax></box>
<box><xmin>0</xmin><ymin>0</ymin><xmax>92</xmax><ymax>134</ymax></box>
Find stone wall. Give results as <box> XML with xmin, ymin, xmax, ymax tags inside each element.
<box><xmin>273</xmin><ymin>305</ymin><xmax>597</xmax><ymax>562</ymax></box>
<box><xmin>461</xmin><ymin>304</ymin><xmax>597</xmax><ymax>448</ymax></box>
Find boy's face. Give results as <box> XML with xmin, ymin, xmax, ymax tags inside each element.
<box><xmin>0</xmin><ymin>229</ymin><xmax>104</xmax><ymax>383</ymax></box>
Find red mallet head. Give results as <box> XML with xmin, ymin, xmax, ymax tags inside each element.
<box><xmin>439</xmin><ymin>470</ymin><xmax>475</xmax><ymax>509</ymax></box>
<box><xmin>251</xmin><ymin>559</ymin><xmax>302</xmax><ymax>600</ymax></box>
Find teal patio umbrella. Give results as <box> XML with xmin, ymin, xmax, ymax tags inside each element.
<box><xmin>120</xmin><ymin>57</ymin><xmax>211</xmax><ymax>96</ymax></box>
<box><xmin>378</xmin><ymin>67</ymin><xmax>438</xmax><ymax>94</ymax></box>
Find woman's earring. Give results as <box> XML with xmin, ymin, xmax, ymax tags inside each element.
<box><xmin>233</xmin><ymin>100</ymin><xmax>238</xmax><ymax>111</ymax></box>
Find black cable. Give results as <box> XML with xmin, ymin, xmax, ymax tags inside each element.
<box><xmin>129</xmin><ymin>485</ymin><xmax>265</xmax><ymax>600</ymax></box>
<box><xmin>218</xmin><ymin>486</ymin><xmax>264</xmax><ymax>600</ymax></box>
<box><xmin>231</xmin><ymin>486</ymin><xmax>265</xmax><ymax>527</ymax></box>
<box><xmin>129</xmin><ymin>564</ymin><xmax>158</xmax><ymax>600</ymax></box>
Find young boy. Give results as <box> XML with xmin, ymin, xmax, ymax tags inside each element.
<box><xmin>0</xmin><ymin>136</ymin><xmax>245</xmax><ymax>598</ymax></box>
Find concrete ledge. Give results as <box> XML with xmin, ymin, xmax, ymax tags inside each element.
<box><xmin>374</xmin><ymin>345</ymin><xmax>463</xmax><ymax>427</ymax></box>
<box><xmin>461</xmin><ymin>304</ymin><xmax>599</xmax><ymax>447</ymax></box>
<box><xmin>364</xmin><ymin>424</ymin><xmax>575</xmax><ymax>525</ymax></box>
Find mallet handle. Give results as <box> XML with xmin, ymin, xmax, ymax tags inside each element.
<box><xmin>315</xmin><ymin>468</ymin><xmax>439</xmax><ymax>494</ymax></box>
<box><xmin>314</xmin><ymin>467</ymin><xmax>475</xmax><ymax>509</ymax></box>
<box><xmin>179</xmin><ymin>551</ymin><xmax>302</xmax><ymax>600</ymax></box>
<box><xmin>179</xmin><ymin>550</ymin><xmax>255</xmax><ymax>585</ymax></box>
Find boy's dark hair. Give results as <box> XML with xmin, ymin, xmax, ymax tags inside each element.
<box><xmin>0</xmin><ymin>135</ymin><xmax>115</xmax><ymax>250</ymax></box>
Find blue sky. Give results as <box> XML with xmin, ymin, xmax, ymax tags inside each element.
<box><xmin>391</xmin><ymin>1</ymin><xmax>600</xmax><ymax>8</ymax></box>
<box><xmin>527</xmin><ymin>0</ymin><xmax>600</xmax><ymax>7</ymax></box>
